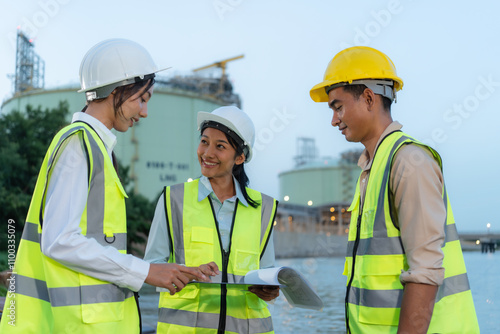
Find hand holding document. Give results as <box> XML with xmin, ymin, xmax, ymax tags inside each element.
<box><xmin>189</xmin><ymin>266</ymin><xmax>323</xmax><ymax>310</ymax></box>
<box><xmin>244</xmin><ymin>266</ymin><xmax>324</xmax><ymax>310</ymax></box>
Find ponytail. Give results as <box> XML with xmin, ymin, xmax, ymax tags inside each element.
<box><xmin>232</xmin><ymin>163</ymin><xmax>259</xmax><ymax>208</ymax></box>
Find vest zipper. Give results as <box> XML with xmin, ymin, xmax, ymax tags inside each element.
<box><xmin>345</xmin><ymin>213</ymin><xmax>362</xmax><ymax>334</ymax></box>
<box><xmin>208</xmin><ymin>198</ymin><xmax>239</xmax><ymax>334</ymax></box>
<box><xmin>218</xmin><ymin>250</ymin><xmax>229</xmax><ymax>334</ymax></box>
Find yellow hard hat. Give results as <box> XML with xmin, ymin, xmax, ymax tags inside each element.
<box><xmin>310</xmin><ymin>46</ymin><xmax>403</xmax><ymax>103</ymax></box>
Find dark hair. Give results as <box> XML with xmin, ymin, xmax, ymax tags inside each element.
<box><xmin>342</xmin><ymin>84</ymin><xmax>392</xmax><ymax>111</ymax></box>
<box><xmin>200</xmin><ymin>125</ymin><xmax>259</xmax><ymax>208</ymax></box>
<box><xmin>81</xmin><ymin>78</ymin><xmax>156</xmax><ymax>114</ymax></box>
<box><xmin>79</xmin><ymin>78</ymin><xmax>155</xmax><ymax>180</ymax></box>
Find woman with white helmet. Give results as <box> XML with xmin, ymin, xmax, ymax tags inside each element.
<box><xmin>0</xmin><ymin>39</ymin><xmax>210</xmax><ymax>334</ymax></box>
<box><xmin>144</xmin><ymin>106</ymin><xmax>280</xmax><ymax>334</ymax></box>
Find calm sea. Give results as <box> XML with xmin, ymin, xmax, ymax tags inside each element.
<box><xmin>139</xmin><ymin>251</ymin><xmax>499</xmax><ymax>333</ymax></box>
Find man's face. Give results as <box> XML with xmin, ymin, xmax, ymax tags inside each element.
<box><xmin>327</xmin><ymin>87</ymin><xmax>373</xmax><ymax>144</ymax></box>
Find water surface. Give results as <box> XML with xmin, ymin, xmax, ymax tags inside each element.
<box><xmin>139</xmin><ymin>252</ymin><xmax>499</xmax><ymax>333</ymax></box>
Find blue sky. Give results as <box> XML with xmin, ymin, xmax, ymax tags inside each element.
<box><xmin>1</xmin><ymin>0</ymin><xmax>499</xmax><ymax>232</ymax></box>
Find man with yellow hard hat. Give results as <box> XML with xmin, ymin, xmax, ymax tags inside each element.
<box><xmin>310</xmin><ymin>46</ymin><xmax>479</xmax><ymax>333</ymax></box>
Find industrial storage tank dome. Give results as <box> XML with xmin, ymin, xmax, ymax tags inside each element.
<box><xmin>279</xmin><ymin>157</ymin><xmax>359</xmax><ymax>207</ymax></box>
<box><xmin>1</xmin><ymin>78</ymin><xmax>238</xmax><ymax>201</ymax></box>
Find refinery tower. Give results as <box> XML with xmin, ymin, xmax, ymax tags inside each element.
<box><xmin>2</xmin><ymin>30</ymin><xmax>242</xmax><ymax>201</ymax></box>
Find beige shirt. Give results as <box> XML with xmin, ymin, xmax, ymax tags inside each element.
<box><xmin>358</xmin><ymin>121</ymin><xmax>445</xmax><ymax>286</ymax></box>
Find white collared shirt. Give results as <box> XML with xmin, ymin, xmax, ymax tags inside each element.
<box><xmin>198</xmin><ymin>175</ymin><xmax>248</xmax><ymax>251</ymax></box>
<box><xmin>40</xmin><ymin>112</ymin><xmax>149</xmax><ymax>292</ymax></box>
<box><xmin>144</xmin><ymin>176</ymin><xmax>275</xmax><ymax>268</ymax></box>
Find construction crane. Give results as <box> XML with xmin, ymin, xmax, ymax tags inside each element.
<box><xmin>192</xmin><ymin>54</ymin><xmax>244</xmax><ymax>96</ymax></box>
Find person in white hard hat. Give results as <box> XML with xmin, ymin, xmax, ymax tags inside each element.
<box><xmin>0</xmin><ymin>39</ymin><xmax>211</xmax><ymax>334</ymax></box>
<box><xmin>144</xmin><ymin>106</ymin><xmax>280</xmax><ymax>334</ymax></box>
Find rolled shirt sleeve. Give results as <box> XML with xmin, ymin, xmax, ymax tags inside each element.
<box><xmin>390</xmin><ymin>144</ymin><xmax>446</xmax><ymax>286</ymax></box>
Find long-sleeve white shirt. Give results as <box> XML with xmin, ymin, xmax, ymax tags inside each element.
<box><xmin>144</xmin><ymin>176</ymin><xmax>275</xmax><ymax>268</ymax></box>
<box><xmin>40</xmin><ymin>112</ymin><xmax>149</xmax><ymax>292</ymax></box>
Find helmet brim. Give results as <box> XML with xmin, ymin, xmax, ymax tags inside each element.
<box><xmin>310</xmin><ymin>77</ymin><xmax>403</xmax><ymax>103</ymax></box>
<box><xmin>77</xmin><ymin>66</ymin><xmax>171</xmax><ymax>93</ymax></box>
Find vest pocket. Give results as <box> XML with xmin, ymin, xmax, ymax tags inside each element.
<box><xmin>233</xmin><ymin>250</ymin><xmax>259</xmax><ymax>275</ymax></box>
<box><xmin>360</xmin><ymin>207</ymin><xmax>375</xmax><ymax>238</ymax></box>
<box><xmin>191</xmin><ymin>227</ymin><xmax>213</xmax><ymax>244</ymax></box>
<box><xmin>358</xmin><ymin>298</ymin><xmax>400</xmax><ymax>326</ymax></box>
<box><xmin>79</xmin><ymin>274</ymin><xmax>125</xmax><ymax>324</ymax></box>
<box><xmin>245</xmin><ymin>291</ymin><xmax>267</xmax><ymax>310</ymax></box>
<box><xmin>358</xmin><ymin>268</ymin><xmax>402</xmax><ymax>326</ymax></box>
<box><xmin>187</xmin><ymin>227</ymin><xmax>215</xmax><ymax>261</ymax></box>
<box><xmin>168</xmin><ymin>284</ymin><xmax>200</xmax><ymax>300</ymax></box>
<box><xmin>159</xmin><ymin>285</ymin><xmax>201</xmax><ymax>325</ymax></box>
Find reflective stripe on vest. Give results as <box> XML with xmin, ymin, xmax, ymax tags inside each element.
<box><xmin>0</xmin><ymin>122</ymin><xmax>137</xmax><ymax>333</ymax></box>
<box><xmin>11</xmin><ymin>274</ymin><xmax>134</xmax><ymax>306</ymax></box>
<box><xmin>45</xmin><ymin>123</ymin><xmax>127</xmax><ymax>249</ymax></box>
<box><xmin>346</xmin><ymin>223</ymin><xmax>460</xmax><ymax>256</ymax></box>
<box><xmin>158</xmin><ymin>179</ymin><xmax>277</xmax><ymax>334</ymax></box>
<box><xmin>344</xmin><ymin>131</ymin><xmax>479</xmax><ymax>333</ymax></box>
<box><xmin>22</xmin><ymin>221</ymin><xmax>127</xmax><ymax>252</ymax></box>
<box><xmin>158</xmin><ymin>308</ymin><xmax>273</xmax><ymax>333</ymax></box>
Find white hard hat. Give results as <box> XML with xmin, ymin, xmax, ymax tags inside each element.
<box><xmin>197</xmin><ymin>106</ymin><xmax>256</xmax><ymax>163</ymax></box>
<box><xmin>78</xmin><ymin>38</ymin><xmax>170</xmax><ymax>101</ymax></box>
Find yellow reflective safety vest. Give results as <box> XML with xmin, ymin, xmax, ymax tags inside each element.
<box><xmin>157</xmin><ymin>179</ymin><xmax>278</xmax><ymax>334</ymax></box>
<box><xmin>0</xmin><ymin>122</ymin><xmax>139</xmax><ymax>333</ymax></box>
<box><xmin>344</xmin><ymin>131</ymin><xmax>479</xmax><ymax>334</ymax></box>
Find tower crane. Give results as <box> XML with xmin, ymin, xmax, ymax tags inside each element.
<box><xmin>192</xmin><ymin>54</ymin><xmax>244</xmax><ymax>96</ymax></box>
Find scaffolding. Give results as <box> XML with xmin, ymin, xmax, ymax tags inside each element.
<box><xmin>155</xmin><ymin>74</ymin><xmax>241</xmax><ymax>108</ymax></box>
<box><xmin>13</xmin><ymin>30</ymin><xmax>45</xmax><ymax>94</ymax></box>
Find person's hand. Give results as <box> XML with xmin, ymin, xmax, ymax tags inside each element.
<box><xmin>198</xmin><ymin>261</ymin><xmax>220</xmax><ymax>281</ymax></box>
<box><xmin>145</xmin><ymin>263</ymin><xmax>209</xmax><ymax>295</ymax></box>
<box><xmin>248</xmin><ymin>285</ymin><xmax>280</xmax><ymax>301</ymax></box>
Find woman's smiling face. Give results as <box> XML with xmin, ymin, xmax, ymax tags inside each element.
<box><xmin>197</xmin><ymin>127</ymin><xmax>244</xmax><ymax>180</ymax></box>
